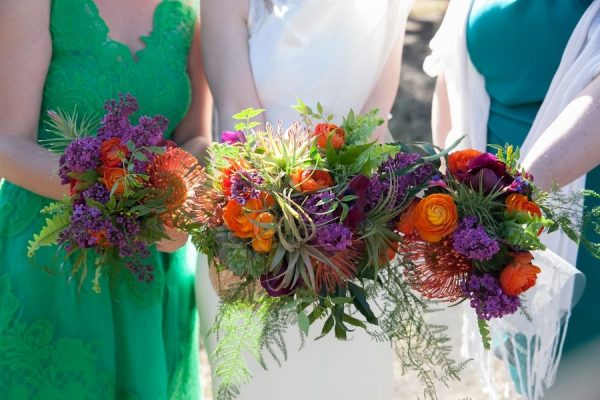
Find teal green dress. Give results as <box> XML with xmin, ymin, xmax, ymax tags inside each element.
<box><xmin>0</xmin><ymin>1</ymin><xmax>201</xmax><ymax>399</ymax></box>
<box><xmin>467</xmin><ymin>0</ymin><xmax>599</xmax><ymax>391</ymax></box>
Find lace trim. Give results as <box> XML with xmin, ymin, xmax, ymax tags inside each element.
<box><xmin>0</xmin><ymin>274</ymin><xmax>116</xmax><ymax>399</ymax></box>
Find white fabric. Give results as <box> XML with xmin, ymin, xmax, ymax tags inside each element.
<box><xmin>424</xmin><ymin>1</ymin><xmax>600</xmax><ymax>399</ymax></box>
<box><xmin>196</xmin><ymin>1</ymin><xmax>414</xmax><ymax>399</ymax></box>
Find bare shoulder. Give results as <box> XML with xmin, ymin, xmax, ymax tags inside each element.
<box><xmin>0</xmin><ymin>0</ymin><xmax>50</xmax><ymax>35</ymax></box>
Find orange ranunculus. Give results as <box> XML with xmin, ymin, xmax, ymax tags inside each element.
<box><xmin>100</xmin><ymin>137</ymin><xmax>129</xmax><ymax>167</ymax></box>
<box><xmin>413</xmin><ymin>194</ymin><xmax>459</xmax><ymax>242</ymax></box>
<box><xmin>291</xmin><ymin>169</ymin><xmax>333</xmax><ymax>192</ymax></box>
<box><xmin>396</xmin><ymin>200</ymin><xmax>419</xmax><ymax>235</ymax></box>
<box><xmin>499</xmin><ymin>252</ymin><xmax>541</xmax><ymax>296</ymax></box>
<box><xmin>447</xmin><ymin>149</ymin><xmax>483</xmax><ymax>176</ymax></box>
<box><xmin>505</xmin><ymin>193</ymin><xmax>542</xmax><ymax>217</ymax></box>
<box><xmin>314</xmin><ymin>123</ymin><xmax>346</xmax><ymax>150</ymax></box>
<box><xmin>252</xmin><ymin>211</ymin><xmax>276</xmax><ymax>253</ymax></box>
<box><xmin>222</xmin><ymin>198</ymin><xmax>263</xmax><ymax>239</ymax></box>
<box><xmin>102</xmin><ymin>167</ymin><xmax>127</xmax><ymax>195</ymax></box>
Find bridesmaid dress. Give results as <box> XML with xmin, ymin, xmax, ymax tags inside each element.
<box><xmin>196</xmin><ymin>1</ymin><xmax>414</xmax><ymax>399</ymax></box>
<box><xmin>467</xmin><ymin>0</ymin><xmax>599</xmax><ymax>395</ymax></box>
<box><xmin>0</xmin><ymin>0</ymin><xmax>201</xmax><ymax>398</ymax></box>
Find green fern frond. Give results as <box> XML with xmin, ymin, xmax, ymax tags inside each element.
<box><xmin>477</xmin><ymin>318</ymin><xmax>491</xmax><ymax>350</ymax></box>
<box><xmin>27</xmin><ymin>212</ymin><xmax>70</xmax><ymax>257</ymax></box>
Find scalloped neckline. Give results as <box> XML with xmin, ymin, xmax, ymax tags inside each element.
<box><xmin>85</xmin><ymin>0</ymin><xmax>167</xmax><ymax>62</ymax></box>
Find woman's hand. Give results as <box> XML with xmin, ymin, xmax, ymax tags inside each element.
<box><xmin>156</xmin><ymin>226</ymin><xmax>189</xmax><ymax>253</ymax></box>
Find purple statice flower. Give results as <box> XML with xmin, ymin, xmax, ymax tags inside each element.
<box><xmin>220</xmin><ymin>130</ymin><xmax>246</xmax><ymax>144</ymax></box>
<box><xmin>230</xmin><ymin>171</ymin><xmax>263</xmax><ymax>205</ymax></box>
<box><xmin>316</xmin><ymin>224</ymin><xmax>353</xmax><ymax>254</ymax></box>
<box><xmin>368</xmin><ymin>152</ymin><xmax>435</xmax><ymax>210</ymax></box>
<box><xmin>452</xmin><ymin>216</ymin><xmax>500</xmax><ymax>261</ymax></box>
<box><xmin>303</xmin><ymin>191</ymin><xmax>337</xmax><ymax>226</ymax></box>
<box><xmin>366</xmin><ymin>175</ymin><xmax>384</xmax><ymax>210</ymax></box>
<box><xmin>59</xmin><ymin>137</ymin><xmax>101</xmax><ymax>183</ymax></box>
<box><xmin>462</xmin><ymin>273</ymin><xmax>520</xmax><ymax>320</ymax></box>
<box><xmin>97</xmin><ymin>94</ymin><xmax>138</xmax><ymax>141</ymax></box>
<box><xmin>59</xmin><ymin>204</ymin><xmax>113</xmax><ymax>249</ymax></box>
<box><xmin>82</xmin><ymin>183</ymin><xmax>111</xmax><ymax>204</ymax></box>
<box><xmin>127</xmin><ymin>115</ymin><xmax>169</xmax><ymax>148</ymax></box>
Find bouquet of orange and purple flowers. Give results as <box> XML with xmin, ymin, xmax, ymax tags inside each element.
<box><xmin>397</xmin><ymin>145</ymin><xmax>599</xmax><ymax>348</ymax></box>
<box><xmin>190</xmin><ymin>102</ymin><xmax>465</xmax><ymax>399</ymax></box>
<box><xmin>28</xmin><ymin>95</ymin><xmax>207</xmax><ymax>292</ymax></box>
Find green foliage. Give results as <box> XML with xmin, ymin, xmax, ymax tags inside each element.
<box><xmin>210</xmin><ymin>296</ymin><xmax>298</xmax><ymax>400</ymax></box>
<box><xmin>370</xmin><ymin>265</ymin><xmax>467</xmax><ymax>400</ymax></box>
<box><xmin>27</xmin><ymin>204</ymin><xmax>71</xmax><ymax>257</ymax></box>
<box><xmin>40</xmin><ymin>109</ymin><xmax>99</xmax><ymax>153</ymax></box>
<box><xmin>451</xmin><ymin>181</ymin><xmax>506</xmax><ymax>236</ymax></box>
<box><xmin>477</xmin><ymin>318</ymin><xmax>491</xmax><ymax>350</ymax></box>
<box><xmin>502</xmin><ymin>212</ymin><xmax>551</xmax><ymax>251</ymax></box>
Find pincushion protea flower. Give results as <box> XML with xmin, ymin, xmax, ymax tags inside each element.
<box><xmin>149</xmin><ymin>147</ymin><xmax>208</xmax><ymax>228</ymax></box>
<box><xmin>313</xmin><ymin>240</ymin><xmax>362</xmax><ymax>293</ymax></box>
<box><xmin>400</xmin><ymin>233</ymin><xmax>472</xmax><ymax>302</ymax></box>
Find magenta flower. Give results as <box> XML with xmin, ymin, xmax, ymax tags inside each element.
<box><xmin>345</xmin><ymin>175</ymin><xmax>370</xmax><ymax>230</ymax></box>
<box><xmin>460</xmin><ymin>153</ymin><xmax>514</xmax><ymax>193</ymax></box>
<box><xmin>220</xmin><ymin>130</ymin><xmax>246</xmax><ymax>144</ymax></box>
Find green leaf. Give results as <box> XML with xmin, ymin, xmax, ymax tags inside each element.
<box><xmin>297</xmin><ymin>310</ymin><xmax>310</xmax><ymax>336</ymax></box>
<box><xmin>234</xmin><ymin>122</ymin><xmax>247</xmax><ymax>131</ymax></box>
<box><xmin>337</xmin><ymin>142</ymin><xmax>375</xmax><ymax>165</ymax></box>
<box><xmin>348</xmin><ymin>282</ymin><xmax>377</xmax><ymax>325</ymax></box>
<box><xmin>478</xmin><ymin>318</ymin><xmax>491</xmax><ymax>350</ymax></box>
<box><xmin>315</xmin><ymin>314</ymin><xmax>335</xmax><ymax>340</ymax></box>
<box><xmin>28</xmin><ymin>213</ymin><xmax>70</xmax><ymax>257</ymax></box>
<box><xmin>342</xmin><ymin>313</ymin><xmax>367</xmax><ymax>329</ymax></box>
<box><xmin>126</xmin><ymin>140</ymin><xmax>136</xmax><ymax>152</ymax></box>
<box><xmin>133</xmin><ymin>151</ymin><xmax>148</xmax><ymax>162</ymax></box>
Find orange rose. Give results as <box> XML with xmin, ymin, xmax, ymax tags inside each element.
<box><xmin>505</xmin><ymin>193</ymin><xmax>542</xmax><ymax>217</ymax></box>
<box><xmin>102</xmin><ymin>167</ymin><xmax>127</xmax><ymax>195</ymax></box>
<box><xmin>252</xmin><ymin>212</ymin><xmax>276</xmax><ymax>253</ymax></box>
<box><xmin>100</xmin><ymin>137</ymin><xmax>129</xmax><ymax>167</ymax></box>
<box><xmin>396</xmin><ymin>200</ymin><xmax>419</xmax><ymax>235</ymax></box>
<box><xmin>291</xmin><ymin>169</ymin><xmax>333</xmax><ymax>192</ymax></box>
<box><xmin>222</xmin><ymin>198</ymin><xmax>263</xmax><ymax>239</ymax></box>
<box><xmin>448</xmin><ymin>149</ymin><xmax>483</xmax><ymax>176</ymax></box>
<box><xmin>413</xmin><ymin>194</ymin><xmax>458</xmax><ymax>242</ymax></box>
<box><xmin>500</xmin><ymin>252</ymin><xmax>541</xmax><ymax>296</ymax></box>
<box><xmin>314</xmin><ymin>123</ymin><xmax>346</xmax><ymax>150</ymax></box>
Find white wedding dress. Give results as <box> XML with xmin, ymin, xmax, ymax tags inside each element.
<box><xmin>197</xmin><ymin>0</ymin><xmax>415</xmax><ymax>399</ymax></box>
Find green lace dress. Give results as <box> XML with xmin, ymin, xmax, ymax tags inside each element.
<box><xmin>0</xmin><ymin>1</ymin><xmax>201</xmax><ymax>399</ymax></box>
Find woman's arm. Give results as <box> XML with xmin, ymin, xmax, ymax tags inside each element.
<box><xmin>360</xmin><ymin>35</ymin><xmax>404</xmax><ymax>143</ymax></box>
<box><xmin>522</xmin><ymin>75</ymin><xmax>600</xmax><ymax>191</ymax></box>
<box><xmin>172</xmin><ymin>18</ymin><xmax>213</xmax><ymax>160</ymax></box>
<box><xmin>432</xmin><ymin>73</ymin><xmax>452</xmax><ymax>148</ymax></box>
<box><xmin>0</xmin><ymin>0</ymin><xmax>68</xmax><ymax>200</ymax></box>
<box><xmin>201</xmin><ymin>0</ymin><xmax>264</xmax><ymax>134</ymax></box>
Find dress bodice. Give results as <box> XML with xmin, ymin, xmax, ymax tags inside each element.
<box><xmin>466</xmin><ymin>0</ymin><xmax>592</xmax><ymax>147</ymax></box>
<box><xmin>1</xmin><ymin>0</ymin><xmax>197</xmax><ymax>238</ymax></box>
<box><xmin>247</xmin><ymin>0</ymin><xmax>414</xmax><ymax>124</ymax></box>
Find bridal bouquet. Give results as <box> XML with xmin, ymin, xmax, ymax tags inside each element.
<box><xmin>28</xmin><ymin>95</ymin><xmax>206</xmax><ymax>292</ymax></box>
<box><xmin>398</xmin><ymin>145</ymin><xmax>599</xmax><ymax>348</ymax></box>
<box><xmin>190</xmin><ymin>102</ymin><xmax>465</xmax><ymax>399</ymax></box>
